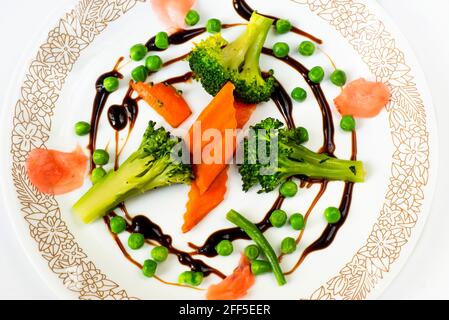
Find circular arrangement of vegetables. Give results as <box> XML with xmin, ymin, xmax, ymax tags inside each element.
<box><xmin>24</xmin><ymin>0</ymin><xmax>391</xmax><ymax>299</ymax></box>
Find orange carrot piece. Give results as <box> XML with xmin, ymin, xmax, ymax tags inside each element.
<box><xmin>187</xmin><ymin>82</ymin><xmax>236</xmax><ymax>152</ymax></box>
<box><xmin>192</xmin><ymin>100</ymin><xmax>256</xmax><ymax>194</ymax></box>
<box><xmin>182</xmin><ymin>169</ymin><xmax>228</xmax><ymax>233</ymax></box>
<box><xmin>186</xmin><ymin>82</ymin><xmax>237</xmax><ymax>194</ymax></box>
<box><xmin>182</xmin><ymin>100</ymin><xmax>257</xmax><ymax>232</ymax></box>
<box><xmin>207</xmin><ymin>255</ymin><xmax>255</xmax><ymax>300</ymax></box>
<box><xmin>234</xmin><ymin>101</ymin><xmax>257</xmax><ymax>129</ymax></box>
<box><xmin>132</xmin><ymin>81</ymin><xmax>192</xmax><ymax>128</ymax></box>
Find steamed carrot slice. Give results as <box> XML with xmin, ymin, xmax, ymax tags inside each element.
<box><xmin>334</xmin><ymin>78</ymin><xmax>391</xmax><ymax>118</ymax></box>
<box><xmin>182</xmin><ymin>100</ymin><xmax>256</xmax><ymax>232</ymax></box>
<box><xmin>191</xmin><ymin>101</ymin><xmax>256</xmax><ymax>194</ymax></box>
<box><xmin>132</xmin><ymin>81</ymin><xmax>192</xmax><ymax>128</ymax></box>
<box><xmin>26</xmin><ymin>146</ymin><xmax>88</xmax><ymax>195</ymax></box>
<box><xmin>207</xmin><ymin>255</ymin><xmax>255</xmax><ymax>300</ymax></box>
<box><xmin>187</xmin><ymin>82</ymin><xmax>236</xmax><ymax>153</ymax></box>
<box><xmin>234</xmin><ymin>101</ymin><xmax>257</xmax><ymax>129</ymax></box>
<box><xmin>182</xmin><ymin>169</ymin><xmax>228</xmax><ymax>233</ymax></box>
<box><xmin>186</xmin><ymin>82</ymin><xmax>237</xmax><ymax>194</ymax></box>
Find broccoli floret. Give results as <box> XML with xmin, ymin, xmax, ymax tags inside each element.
<box><xmin>73</xmin><ymin>121</ymin><xmax>193</xmax><ymax>223</ymax></box>
<box><xmin>239</xmin><ymin>118</ymin><xmax>365</xmax><ymax>193</ymax></box>
<box><xmin>188</xmin><ymin>12</ymin><xmax>276</xmax><ymax>104</ymax></box>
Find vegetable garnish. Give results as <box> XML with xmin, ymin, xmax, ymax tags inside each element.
<box><xmin>206</xmin><ymin>255</ymin><xmax>255</xmax><ymax>300</ymax></box>
<box><xmin>334</xmin><ymin>78</ymin><xmax>390</xmax><ymax>118</ymax></box>
<box><xmin>250</xmin><ymin>260</ymin><xmax>272</xmax><ymax>275</ymax></box>
<box><xmin>183</xmin><ymin>168</ymin><xmax>228</xmax><ymax>233</ymax></box>
<box><xmin>182</xmin><ymin>85</ymin><xmax>258</xmax><ymax>232</ymax></box>
<box><xmin>132</xmin><ymin>81</ymin><xmax>192</xmax><ymax>128</ymax></box>
<box><xmin>72</xmin><ymin>122</ymin><xmax>193</xmax><ymax>223</ymax></box>
<box><xmin>185</xmin><ymin>9</ymin><xmax>200</xmax><ymax>26</ymax></box>
<box><xmin>188</xmin><ymin>12</ymin><xmax>276</xmax><ymax>104</ymax></box>
<box><xmin>239</xmin><ymin>118</ymin><xmax>365</xmax><ymax>193</ymax></box>
<box><xmin>206</xmin><ymin>18</ymin><xmax>222</xmax><ymax>33</ymax></box>
<box><xmin>179</xmin><ymin>271</ymin><xmax>204</xmax><ymax>286</ymax></box>
<box><xmin>272</xmin><ymin>42</ymin><xmax>290</xmax><ymax>58</ymax></box>
<box><xmin>26</xmin><ymin>146</ymin><xmax>88</xmax><ymax>195</ymax></box>
<box><xmin>74</xmin><ymin>121</ymin><xmax>91</xmax><ymax>136</ymax></box>
<box><xmin>275</xmin><ymin>19</ymin><xmax>292</xmax><ymax>34</ymax></box>
<box><xmin>280</xmin><ymin>237</ymin><xmax>297</xmax><ymax>254</ymax></box>
<box><xmin>244</xmin><ymin>244</ymin><xmax>260</xmax><ymax>261</ymax></box>
<box><xmin>186</xmin><ymin>82</ymin><xmax>237</xmax><ymax>194</ymax></box>
<box><xmin>150</xmin><ymin>0</ymin><xmax>196</xmax><ymax>30</ymax></box>
<box><xmin>215</xmin><ymin>239</ymin><xmax>234</xmax><ymax>256</ymax></box>
<box><xmin>226</xmin><ymin>210</ymin><xmax>286</xmax><ymax>286</ymax></box>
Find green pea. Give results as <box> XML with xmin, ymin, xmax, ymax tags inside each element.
<box><xmin>91</xmin><ymin>167</ymin><xmax>107</xmax><ymax>184</ymax></box>
<box><xmin>272</xmin><ymin>42</ymin><xmax>290</xmax><ymax>58</ymax></box>
<box><xmin>280</xmin><ymin>181</ymin><xmax>298</xmax><ymax>198</ymax></box>
<box><xmin>185</xmin><ymin>10</ymin><xmax>200</xmax><ymax>26</ymax></box>
<box><xmin>215</xmin><ymin>239</ymin><xmax>233</xmax><ymax>256</ymax></box>
<box><xmin>275</xmin><ymin>19</ymin><xmax>292</xmax><ymax>34</ymax></box>
<box><xmin>74</xmin><ymin>121</ymin><xmax>91</xmax><ymax>136</ymax></box>
<box><xmin>324</xmin><ymin>207</ymin><xmax>341</xmax><ymax>224</ymax></box>
<box><xmin>145</xmin><ymin>55</ymin><xmax>163</xmax><ymax>72</ymax></box>
<box><xmin>109</xmin><ymin>215</ymin><xmax>126</xmax><ymax>234</ymax></box>
<box><xmin>298</xmin><ymin>41</ymin><xmax>316</xmax><ymax>56</ymax></box>
<box><xmin>308</xmin><ymin>66</ymin><xmax>325</xmax><ymax>83</ymax></box>
<box><xmin>130</xmin><ymin>44</ymin><xmax>148</xmax><ymax>61</ymax></box>
<box><xmin>191</xmin><ymin>271</ymin><xmax>204</xmax><ymax>286</ymax></box>
<box><xmin>269</xmin><ymin>209</ymin><xmax>287</xmax><ymax>228</ymax></box>
<box><xmin>291</xmin><ymin>87</ymin><xmax>307</xmax><ymax>102</ymax></box>
<box><xmin>142</xmin><ymin>259</ymin><xmax>157</xmax><ymax>277</ymax></box>
<box><xmin>103</xmin><ymin>76</ymin><xmax>119</xmax><ymax>92</ymax></box>
<box><xmin>340</xmin><ymin>115</ymin><xmax>356</xmax><ymax>132</ymax></box>
<box><xmin>155</xmin><ymin>32</ymin><xmax>169</xmax><ymax>50</ymax></box>
<box><xmin>330</xmin><ymin>69</ymin><xmax>347</xmax><ymax>87</ymax></box>
<box><xmin>92</xmin><ymin>149</ymin><xmax>109</xmax><ymax>166</ymax></box>
<box><xmin>244</xmin><ymin>244</ymin><xmax>260</xmax><ymax>261</ymax></box>
<box><xmin>297</xmin><ymin>127</ymin><xmax>309</xmax><ymax>144</ymax></box>
<box><xmin>206</xmin><ymin>18</ymin><xmax>222</xmax><ymax>33</ymax></box>
<box><xmin>131</xmin><ymin>65</ymin><xmax>148</xmax><ymax>82</ymax></box>
<box><xmin>178</xmin><ymin>271</ymin><xmax>203</xmax><ymax>286</ymax></box>
<box><xmin>280</xmin><ymin>237</ymin><xmax>297</xmax><ymax>254</ymax></box>
<box><xmin>151</xmin><ymin>246</ymin><xmax>169</xmax><ymax>262</ymax></box>
<box><xmin>128</xmin><ymin>233</ymin><xmax>145</xmax><ymax>250</ymax></box>
<box><xmin>250</xmin><ymin>260</ymin><xmax>272</xmax><ymax>275</ymax></box>
<box><xmin>178</xmin><ymin>271</ymin><xmax>193</xmax><ymax>285</ymax></box>
<box><xmin>289</xmin><ymin>213</ymin><xmax>305</xmax><ymax>231</ymax></box>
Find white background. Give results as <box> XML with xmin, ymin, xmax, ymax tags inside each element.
<box><xmin>0</xmin><ymin>0</ymin><xmax>448</xmax><ymax>299</ymax></box>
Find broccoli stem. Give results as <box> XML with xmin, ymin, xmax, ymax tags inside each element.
<box><xmin>222</xmin><ymin>12</ymin><xmax>273</xmax><ymax>72</ymax></box>
<box><xmin>240</xmin><ymin>13</ymin><xmax>273</xmax><ymax>74</ymax></box>
<box><xmin>278</xmin><ymin>155</ymin><xmax>364</xmax><ymax>183</ymax></box>
<box><xmin>73</xmin><ymin>156</ymin><xmax>171</xmax><ymax>224</ymax></box>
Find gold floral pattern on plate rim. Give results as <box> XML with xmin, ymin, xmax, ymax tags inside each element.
<box><xmin>8</xmin><ymin>0</ymin><xmax>431</xmax><ymax>300</ymax></box>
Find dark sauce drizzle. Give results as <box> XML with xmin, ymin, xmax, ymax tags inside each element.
<box><xmin>232</xmin><ymin>0</ymin><xmax>323</xmax><ymax>44</ymax></box>
<box><xmin>163</xmin><ymin>71</ymin><xmax>194</xmax><ymax>85</ymax></box>
<box><xmin>285</xmin><ymin>131</ymin><xmax>357</xmax><ymax>275</ymax></box>
<box><xmin>88</xmin><ymin>58</ymin><xmax>124</xmax><ymax>172</ymax></box>
<box><xmin>189</xmin><ymin>195</ymin><xmax>285</xmax><ymax>257</ymax></box>
<box><xmin>146</xmin><ymin>24</ymin><xmax>245</xmax><ymax>51</ymax></box>
<box><xmin>128</xmin><ymin>215</ymin><xmax>225</xmax><ymax>279</ymax></box>
<box><xmin>271</xmin><ymin>78</ymin><xmax>295</xmax><ymax>129</ymax></box>
<box><xmin>262</xmin><ymin>48</ymin><xmax>336</xmax><ymax>155</ymax></box>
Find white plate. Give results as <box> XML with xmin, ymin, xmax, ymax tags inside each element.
<box><xmin>0</xmin><ymin>0</ymin><xmax>438</xmax><ymax>300</ymax></box>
